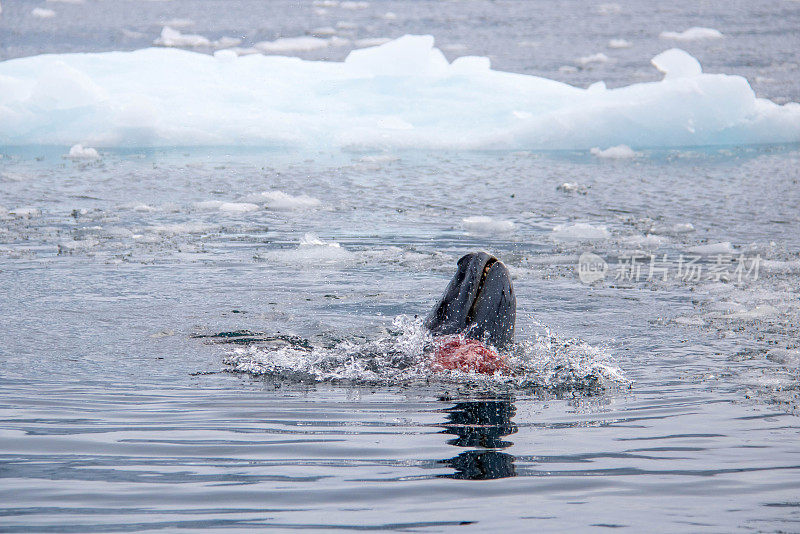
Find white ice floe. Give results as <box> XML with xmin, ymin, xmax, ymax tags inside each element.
<box><xmin>9</xmin><ymin>207</ymin><xmax>41</xmax><ymax>218</ymax></box>
<box><xmin>660</xmin><ymin>27</ymin><xmax>724</xmax><ymax>42</ymax></box>
<box><xmin>340</xmin><ymin>1</ymin><xmax>369</xmax><ymax>9</ymax></box>
<box><xmin>358</xmin><ymin>153</ymin><xmax>399</xmax><ymax>163</ymax></box>
<box><xmin>556</xmin><ymin>182</ymin><xmax>588</xmax><ymax>194</ymax></box>
<box><xmin>31</xmin><ymin>7</ymin><xmax>56</xmax><ymax>18</ymax></box>
<box><xmin>462</xmin><ymin>216</ymin><xmax>515</xmax><ymax>234</ymax></box>
<box><xmin>552</xmin><ymin>223</ymin><xmax>610</xmax><ymax>240</ymax></box>
<box><xmin>577</xmin><ymin>53</ymin><xmax>609</xmax><ymax>66</ymax></box>
<box><xmin>608</xmin><ymin>38</ymin><xmax>632</xmax><ymax>49</ymax></box>
<box><xmin>255</xmin><ymin>36</ymin><xmax>330</xmax><ymax>53</ymax></box>
<box><xmin>262</xmin><ymin>233</ymin><xmax>351</xmax><ymax>265</ymax></box>
<box><xmin>1</xmin><ymin>35</ymin><xmax>798</xmax><ymax>149</ymax></box>
<box><xmin>650</xmin><ymin>222</ymin><xmax>695</xmax><ymax>235</ymax></box>
<box><xmin>595</xmin><ymin>3</ymin><xmax>622</xmax><ymax>14</ymax></box>
<box><xmin>590</xmin><ymin>145</ymin><xmax>639</xmax><ymax>158</ymax></box>
<box><xmin>195</xmin><ymin>200</ymin><xmax>260</xmax><ymax>213</ymax></box>
<box><xmin>66</xmin><ymin>144</ymin><xmax>99</xmax><ymax>159</ymax></box>
<box><xmin>550</xmin><ymin>223</ymin><xmax>611</xmax><ymax>241</ymax></box>
<box><xmin>355</xmin><ymin>37</ymin><xmax>393</xmax><ymax>48</ymax></box>
<box><xmin>244</xmin><ymin>190</ymin><xmax>321</xmax><ymax>210</ymax></box>
<box><xmin>154</xmin><ymin>26</ymin><xmax>210</xmax><ymax>47</ymax></box>
<box><xmin>687</xmin><ymin>241</ymin><xmax>735</xmax><ymax>254</ymax></box>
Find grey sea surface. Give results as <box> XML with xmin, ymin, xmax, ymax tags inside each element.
<box><xmin>2</xmin><ymin>0</ymin><xmax>800</xmax><ymax>532</ymax></box>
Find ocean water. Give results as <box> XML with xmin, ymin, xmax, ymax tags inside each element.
<box><xmin>2</xmin><ymin>1</ymin><xmax>800</xmax><ymax>532</ymax></box>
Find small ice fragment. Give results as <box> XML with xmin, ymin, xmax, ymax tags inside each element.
<box><xmin>212</xmin><ymin>36</ymin><xmax>242</xmax><ymax>49</ymax></box>
<box><xmin>300</xmin><ymin>233</ymin><xmax>340</xmax><ymax>247</ymax></box>
<box><xmin>608</xmin><ymin>38</ymin><xmax>632</xmax><ymax>49</ymax></box>
<box><xmin>595</xmin><ymin>3</ymin><xmax>622</xmax><ymax>14</ymax></box>
<box><xmin>219</xmin><ymin>202</ymin><xmax>259</xmax><ymax>213</ymax></box>
<box><xmin>358</xmin><ymin>154</ymin><xmax>399</xmax><ymax>163</ymax></box>
<box><xmin>383</xmin><ymin>12</ymin><xmax>397</xmax><ymax>20</ymax></box>
<box><xmin>659</xmin><ymin>27</ymin><xmax>723</xmax><ymax>41</ymax></box>
<box><xmin>354</xmin><ymin>37</ymin><xmax>392</xmax><ymax>48</ymax></box>
<box><xmin>726</xmin><ymin>305</ymin><xmax>777</xmax><ymax>320</ymax></box>
<box><xmin>559</xmin><ymin>65</ymin><xmax>578</xmax><ymax>73</ymax></box>
<box><xmin>552</xmin><ymin>223</ymin><xmax>609</xmax><ymax>240</ymax></box>
<box><xmin>462</xmin><ymin>216</ymin><xmax>515</xmax><ymax>234</ymax></box>
<box><xmin>9</xmin><ymin>207</ymin><xmax>42</xmax><ymax>218</ymax></box>
<box><xmin>340</xmin><ymin>1</ymin><xmax>369</xmax><ymax>9</ymax></box>
<box><xmin>336</xmin><ymin>21</ymin><xmax>358</xmax><ymax>29</ymax></box>
<box><xmin>577</xmin><ymin>53</ymin><xmax>609</xmax><ymax>66</ymax></box>
<box><xmin>255</xmin><ymin>36</ymin><xmax>330</xmax><ymax>53</ymax></box>
<box><xmin>651</xmin><ymin>48</ymin><xmax>702</xmax><ymax>79</ymax></box>
<box><xmin>154</xmin><ymin>26</ymin><xmax>210</xmax><ymax>47</ymax></box>
<box><xmin>314</xmin><ymin>0</ymin><xmax>339</xmax><ymax>6</ymax></box>
<box><xmin>590</xmin><ymin>145</ymin><xmax>639</xmax><ymax>158</ymax></box>
<box><xmin>32</xmin><ymin>7</ymin><xmax>56</xmax><ymax>18</ymax></box>
<box><xmin>557</xmin><ymin>182</ymin><xmax>588</xmax><ymax>194</ymax></box>
<box><xmin>686</xmin><ymin>242</ymin><xmax>735</xmax><ymax>254</ymax></box>
<box><xmin>67</xmin><ymin>144</ymin><xmax>100</xmax><ymax>159</ymax></box>
<box><xmin>650</xmin><ymin>222</ymin><xmax>695</xmax><ymax>235</ymax></box>
<box><xmin>245</xmin><ymin>191</ymin><xmax>321</xmax><ymax>210</ymax></box>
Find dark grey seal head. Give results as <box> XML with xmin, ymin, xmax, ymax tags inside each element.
<box><xmin>425</xmin><ymin>252</ymin><xmax>516</xmax><ymax>349</ymax></box>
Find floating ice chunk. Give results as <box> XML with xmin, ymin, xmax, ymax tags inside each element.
<box><xmin>314</xmin><ymin>0</ymin><xmax>339</xmax><ymax>6</ymax></box>
<box><xmin>9</xmin><ymin>207</ymin><xmax>41</xmax><ymax>218</ymax></box>
<box><xmin>608</xmin><ymin>38</ymin><xmax>632</xmax><ymax>49</ymax></box>
<box><xmin>345</xmin><ymin>35</ymin><xmax>448</xmax><ymax>76</ymax></box>
<box><xmin>651</xmin><ymin>48</ymin><xmax>702</xmax><ymax>79</ymax></box>
<box><xmin>558</xmin><ymin>65</ymin><xmax>578</xmax><ymax>73</ymax></box>
<box><xmin>32</xmin><ymin>8</ymin><xmax>56</xmax><ymax>18</ymax></box>
<box><xmin>687</xmin><ymin>241</ymin><xmax>735</xmax><ymax>254</ymax></box>
<box><xmin>590</xmin><ymin>145</ymin><xmax>639</xmax><ymax>158</ymax></box>
<box><xmin>255</xmin><ymin>36</ymin><xmax>330</xmax><ymax>53</ymax></box>
<box><xmin>595</xmin><ymin>3</ymin><xmax>622</xmax><ymax>14</ymax></box>
<box><xmin>212</xmin><ymin>36</ymin><xmax>242</xmax><ymax>50</ymax></box>
<box><xmin>358</xmin><ymin>153</ymin><xmax>399</xmax><ymax>163</ymax></box>
<box><xmin>244</xmin><ymin>190</ymin><xmax>321</xmax><ymax>210</ymax></box>
<box><xmin>219</xmin><ymin>202</ymin><xmax>259</xmax><ymax>213</ymax></box>
<box><xmin>557</xmin><ymin>182</ymin><xmax>588</xmax><ymax>194</ymax></box>
<box><xmin>726</xmin><ymin>305</ymin><xmax>778</xmax><ymax>320</ymax></box>
<box><xmin>650</xmin><ymin>222</ymin><xmax>695</xmax><ymax>235</ymax></box>
<box><xmin>300</xmin><ymin>233</ymin><xmax>339</xmax><ymax>247</ymax></box>
<box><xmin>340</xmin><ymin>1</ymin><xmax>369</xmax><ymax>9</ymax></box>
<box><xmin>577</xmin><ymin>53</ymin><xmax>609</xmax><ymax>66</ymax></box>
<box><xmin>154</xmin><ymin>26</ymin><xmax>210</xmax><ymax>47</ymax></box>
<box><xmin>552</xmin><ymin>223</ymin><xmax>609</xmax><ymax>240</ymax></box>
<box><xmin>622</xmin><ymin>234</ymin><xmax>669</xmax><ymax>248</ymax></box>
<box><xmin>309</xmin><ymin>27</ymin><xmax>337</xmax><ymax>37</ymax></box>
<box><xmin>1</xmin><ymin>36</ymin><xmax>798</xmax><ymax>149</ymax></box>
<box><xmin>148</xmin><ymin>222</ymin><xmax>215</xmax><ymax>234</ymax></box>
<box><xmin>354</xmin><ymin>37</ymin><xmax>392</xmax><ymax>48</ymax></box>
<box><xmin>67</xmin><ymin>144</ymin><xmax>100</xmax><ymax>159</ymax></box>
<box><xmin>383</xmin><ymin>12</ymin><xmax>397</xmax><ymax>20</ymax></box>
<box><xmin>660</xmin><ymin>27</ymin><xmax>724</xmax><ymax>41</ymax></box>
<box><xmin>336</xmin><ymin>21</ymin><xmax>358</xmax><ymax>29</ymax></box>
<box><xmin>462</xmin><ymin>216</ymin><xmax>515</xmax><ymax>234</ymax></box>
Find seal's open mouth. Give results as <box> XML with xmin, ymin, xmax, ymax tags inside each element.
<box><xmin>425</xmin><ymin>252</ymin><xmax>515</xmax><ymax>349</ymax></box>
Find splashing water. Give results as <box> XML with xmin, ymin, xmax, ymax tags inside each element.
<box><xmin>217</xmin><ymin>315</ymin><xmax>629</xmax><ymax>394</ymax></box>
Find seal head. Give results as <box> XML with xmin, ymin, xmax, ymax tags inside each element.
<box><xmin>425</xmin><ymin>252</ymin><xmax>516</xmax><ymax>349</ymax></box>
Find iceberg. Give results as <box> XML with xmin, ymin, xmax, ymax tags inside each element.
<box><xmin>0</xmin><ymin>35</ymin><xmax>798</xmax><ymax>150</ymax></box>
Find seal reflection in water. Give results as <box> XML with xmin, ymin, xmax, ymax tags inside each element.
<box><xmin>425</xmin><ymin>252</ymin><xmax>516</xmax><ymax>374</ymax></box>
<box><xmin>438</xmin><ymin>397</ymin><xmax>517</xmax><ymax>480</ymax></box>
